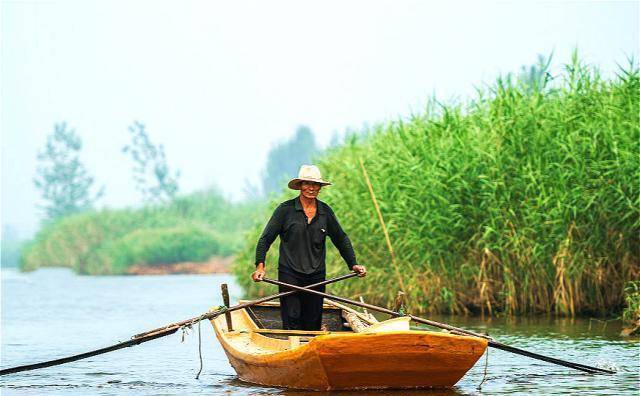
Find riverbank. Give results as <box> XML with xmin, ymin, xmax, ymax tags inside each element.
<box><xmin>126</xmin><ymin>256</ymin><xmax>233</xmax><ymax>275</ymax></box>
<box><xmin>19</xmin><ymin>189</ymin><xmax>262</xmax><ymax>275</ymax></box>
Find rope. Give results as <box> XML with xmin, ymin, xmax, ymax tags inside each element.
<box><xmin>476</xmin><ymin>346</ymin><xmax>490</xmax><ymax>391</ymax></box>
<box><xmin>195</xmin><ymin>320</ymin><xmax>203</xmax><ymax>379</ymax></box>
<box><xmin>181</xmin><ymin>325</ymin><xmax>192</xmax><ymax>343</ymax></box>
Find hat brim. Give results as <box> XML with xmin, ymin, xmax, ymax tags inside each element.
<box><xmin>287</xmin><ymin>178</ymin><xmax>332</xmax><ymax>190</ymax></box>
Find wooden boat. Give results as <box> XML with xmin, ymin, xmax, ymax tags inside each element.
<box><xmin>210</xmin><ymin>300</ymin><xmax>488</xmax><ymax>391</ymax></box>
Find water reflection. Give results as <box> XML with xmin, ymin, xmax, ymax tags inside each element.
<box><xmin>218</xmin><ymin>377</ymin><xmax>466</xmax><ymax>396</ymax></box>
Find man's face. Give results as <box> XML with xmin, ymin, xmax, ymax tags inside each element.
<box><xmin>300</xmin><ymin>181</ymin><xmax>322</xmax><ymax>199</ymax></box>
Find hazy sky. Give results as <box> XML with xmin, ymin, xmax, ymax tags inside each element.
<box><xmin>2</xmin><ymin>0</ymin><xmax>638</xmax><ymax>238</ymax></box>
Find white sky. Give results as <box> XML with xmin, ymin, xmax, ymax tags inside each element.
<box><xmin>1</xmin><ymin>0</ymin><xmax>638</xmax><ymax>238</ymax></box>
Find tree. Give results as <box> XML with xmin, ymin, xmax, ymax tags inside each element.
<box><xmin>122</xmin><ymin>121</ymin><xmax>180</xmax><ymax>204</ymax></box>
<box><xmin>34</xmin><ymin>122</ymin><xmax>104</xmax><ymax>220</ymax></box>
<box><xmin>262</xmin><ymin>125</ymin><xmax>320</xmax><ymax>196</ymax></box>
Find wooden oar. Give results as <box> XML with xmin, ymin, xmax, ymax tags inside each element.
<box><xmin>261</xmin><ymin>277</ymin><xmax>616</xmax><ymax>375</ymax></box>
<box><xmin>0</xmin><ymin>272</ymin><xmax>358</xmax><ymax>376</ymax></box>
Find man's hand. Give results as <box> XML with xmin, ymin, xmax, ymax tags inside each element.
<box><xmin>252</xmin><ymin>263</ymin><xmax>266</xmax><ymax>282</ymax></box>
<box><xmin>352</xmin><ymin>265</ymin><xmax>367</xmax><ymax>277</ymax></box>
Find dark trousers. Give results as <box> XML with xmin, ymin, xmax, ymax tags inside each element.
<box><xmin>278</xmin><ymin>271</ymin><xmax>325</xmax><ymax>331</ymax></box>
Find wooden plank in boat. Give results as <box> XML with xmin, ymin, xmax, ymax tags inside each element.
<box><xmin>253</xmin><ymin>328</ymin><xmax>351</xmax><ymax>340</ymax></box>
<box><xmin>238</xmin><ymin>300</ymin><xmax>343</xmax><ymax>310</ymax></box>
<box><xmin>253</xmin><ymin>329</ymin><xmax>343</xmax><ymax>335</ymax></box>
<box><xmin>242</xmin><ymin>300</ymin><xmax>348</xmax><ymax>331</ymax></box>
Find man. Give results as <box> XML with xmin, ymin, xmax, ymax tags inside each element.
<box><xmin>252</xmin><ymin>164</ymin><xmax>366</xmax><ymax>330</ymax></box>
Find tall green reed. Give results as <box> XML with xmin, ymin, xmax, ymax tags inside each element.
<box><xmin>234</xmin><ymin>57</ymin><xmax>639</xmax><ymax>316</ymax></box>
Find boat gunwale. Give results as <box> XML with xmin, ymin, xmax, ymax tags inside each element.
<box><xmin>210</xmin><ymin>304</ymin><xmax>489</xmax><ymax>390</ymax></box>
<box><xmin>211</xmin><ymin>306</ymin><xmax>489</xmax><ymax>360</ymax></box>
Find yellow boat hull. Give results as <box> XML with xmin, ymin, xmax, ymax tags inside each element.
<box><xmin>210</xmin><ymin>305</ymin><xmax>487</xmax><ymax>390</ymax></box>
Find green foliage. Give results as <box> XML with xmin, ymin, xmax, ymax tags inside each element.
<box><xmin>34</xmin><ymin>123</ymin><xmax>104</xmax><ymax>220</ymax></box>
<box><xmin>21</xmin><ymin>188</ymin><xmax>262</xmax><ymax>274</ymax></box>
<box><xmin>622</xmin><ymin>281</ymin><xmax>640</xmax><ymax>324</ymax></box>
<box><xmin>122</xmin><ymin>121</ymin><xmax>180</xmax><ymax>204</ymax></box>
<box><xmin>86</xmin><ymin>226</ymin><xmax>220</xmax><ymax>275</ymax></box>
<box><xmin>234</xmin><ymin>56</ymin><xmax>639</xmax><ymax>316</ymax></box>
<box><xmin>166</xmin><ymin>188</ymin><xmax>263</xmax><ymax>253</ymax></box>
<box><xmin>262</xmin><ymin>125</ymin><xmax>319</xmax><ymax>196</ymax></box>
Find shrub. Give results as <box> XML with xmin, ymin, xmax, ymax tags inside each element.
<box><xmin>85</xmin><ymin>226</ymin><xmax>221</xmax><ymax>274</ymax></box>
<box><xmin>21</xmin><ymin>188</ymin><xmax>260</xmax><ymax>274</ymax></box>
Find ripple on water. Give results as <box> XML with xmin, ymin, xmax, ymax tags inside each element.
<box><xmin>1</xmin><ymin>268</ymin><xmax>639</xmax><ymax>396</ymax></box>
<box><xmin>84</xmin><ymin>372</ymin><xmax>123</xmax><ymax>376</ymax></box>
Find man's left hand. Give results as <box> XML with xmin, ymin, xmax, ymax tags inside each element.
<box><xmin>352</xmin><ymin>265</ymin><xmax>367</xmax><ymax>277</ymax></box>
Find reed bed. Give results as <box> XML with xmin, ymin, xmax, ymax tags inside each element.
<box><xmin>234</xmin><ymin>58</ymin><xmax>639</xmax><ymax>316</ymax></box>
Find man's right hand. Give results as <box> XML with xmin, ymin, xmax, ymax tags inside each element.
<box><xmin>252</xmin><ymin>263</ymin><xmax>266</xmax><ymax>282</ymax></box>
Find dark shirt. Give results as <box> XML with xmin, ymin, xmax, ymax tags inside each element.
<box><xmin>255</xmin><ymin>197</ymin><xmax>357</xmax><ymax>276</ymax></box>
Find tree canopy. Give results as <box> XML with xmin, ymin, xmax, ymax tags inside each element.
<box><xmin>34</xmin><ymin>122</ymin><xmax>103</xmax><ymax>221</ymax></box>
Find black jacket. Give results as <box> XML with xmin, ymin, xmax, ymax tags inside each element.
<box><xmin>255</xmin><ymin>197</ymin><xmax>357</xmax><ymax>276</ymax></box>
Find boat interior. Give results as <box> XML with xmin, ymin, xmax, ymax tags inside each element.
<box><xmin>213</xmin><ymin>300</ymin><xmax>413</xmax><ymax>353</ymax></box>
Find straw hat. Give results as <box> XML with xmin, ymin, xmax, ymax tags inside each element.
<box><xmin>288</xmin><ymin>165</ymin><xmax>332</xmax><ymax>190</ymax></box>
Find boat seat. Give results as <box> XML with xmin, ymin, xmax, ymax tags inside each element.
<box><xmin>253</xmin><ymin>329</ymin><xmax>332</xmax><ymax>336</ymax></box>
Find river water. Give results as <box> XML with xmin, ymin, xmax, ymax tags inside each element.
<box><xmin>1</xmin><ymin>268</ymin><xmax>638</xmax><ymax>395</ymax></box>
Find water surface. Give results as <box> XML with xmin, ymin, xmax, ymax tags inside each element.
<box><xmin>1</xmin><ymin>268</ymin><xmax>638</xmax><ymax>395</ymax></box>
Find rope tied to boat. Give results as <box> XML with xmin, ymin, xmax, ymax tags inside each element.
<box><xmin>476</xmin><ymin>346</ymin><xmax>490</xmax><ymax>391</ymax></box>
<box><xmin>195</xmin><ymin>320</ymin><xmax>204</xmax><ymax>380</ymax></box>
<box><xmin>173</xmin><ymin>318</ymin><xmax>206</xmax><ymax>380</ymax></box>
<box><xmin>180</xmin><ymin>324</ymin><xmax>193</xmax><ymax>343</ymax></box>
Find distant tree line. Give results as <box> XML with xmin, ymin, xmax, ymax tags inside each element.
<box><xmin>34</xmin><ymin>121</ymin><xmax>323</xmax><ymax>221</ymax></box>
<box><xmin>261</xmin><ymin>125</ymin><xmax>320</xmax><ymax>196</ymax></box>
<box><xmin>34</xmin><ymin>121</ymin><xmax>181</xmax><ymax>222</ymax></box>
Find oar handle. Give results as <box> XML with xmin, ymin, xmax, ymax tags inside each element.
<box><xmin>132</xmin><ymin>272</ymin><xmax>358</xmax><ymax>339</ymax></box>
<box><xmin>226</xmin><ymin>272</ymin><xmax>359</xmax><ymax>315</ymax></box>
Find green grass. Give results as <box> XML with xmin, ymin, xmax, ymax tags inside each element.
<box><xmin>234</xmin><ymin>56</ymin><xmax>639</xmax><ymax>316</ymax></box>
<box><xmin>21</xmin><ymin>188</ymin><xmax>262</xmax><ymax>274</ymax></box>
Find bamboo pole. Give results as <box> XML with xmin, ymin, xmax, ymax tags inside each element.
<box><xmin>358</xmin><ymin>157</ymin><xmax>405</xmax><ymax>292</ymax></box>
